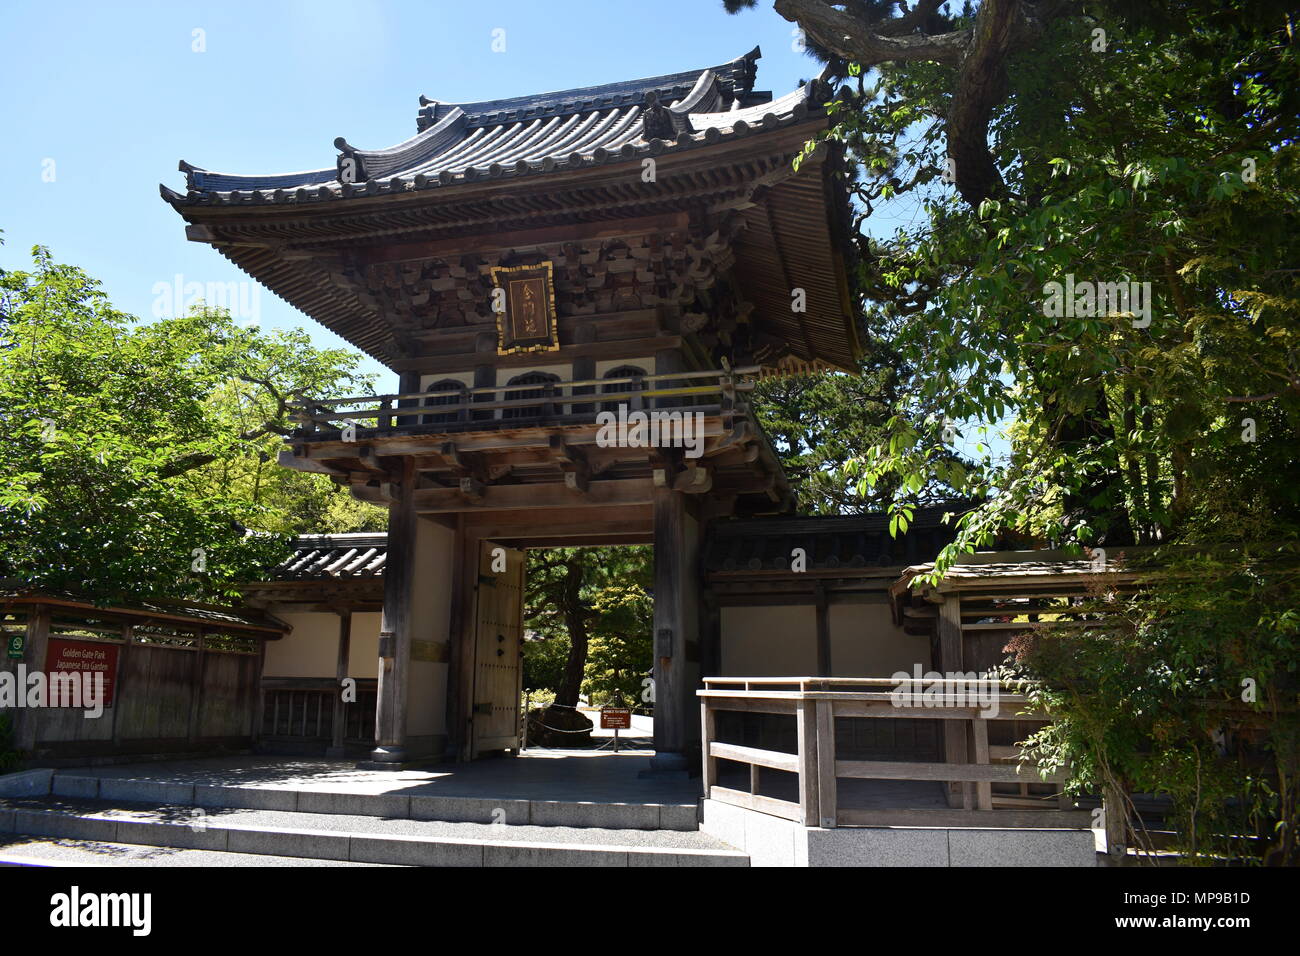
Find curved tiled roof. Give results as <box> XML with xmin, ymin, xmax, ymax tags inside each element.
<box><xmin>161</xmin><ymin>48</ymin><xmax>829</xmax><ymax>208</ymax></box>
<box><xmin>274</xmin><ymin>534</ymin><xmax>388</xmax><ymax>580</ymax></box>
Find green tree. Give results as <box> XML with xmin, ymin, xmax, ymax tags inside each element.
<box><xmin>739</xmin><ymin>0</ymin><xmax>1300</xmax><ymax>861</ymax></box>
<box><xmin>523</xmin><ymin>546</ymin><xmax>653</xmax><ymax>711</ymax></box>
<box><xmin>584</xmin><ymin>583</ymin><xmax>654</xmax><ymax>709</ymax></box>
<box><xmin>0</xmin><ymin>244</ymin><xmax>379</xmax><ymax>602</ymax></box>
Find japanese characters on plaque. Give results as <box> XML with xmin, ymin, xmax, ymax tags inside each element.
<box><xmin>489</xmin><ymin>262</ymin><xmax>559</xmax><ymax>355</ymax></box>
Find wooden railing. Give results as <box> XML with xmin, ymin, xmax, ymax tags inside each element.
<box><xmin>699</xmin><ymin>677</ymin><xmax>1090</xmax><ymax>829</ymax></box>
<box><xmin>290</xmin><ymin>367</ymin><xmax>762</xmax><ymax>437</ymax></box>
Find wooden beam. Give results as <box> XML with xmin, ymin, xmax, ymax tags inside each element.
<box><xmin>277</xmin><ymin>448</ymin><xmax>347</xmax><ymax>477</ymax></box>
<box><xmin>415</xmin><ymin>478</ymin><xmax>653</xmax><ymax>514</ymax></box>
<box><xmin>359</xmin><ymin>212</ymin><xmax>691</xmax><ymax>265</ymax></box>
<box><xmin>461</xmin><ymin>504</ymin><xmax>650</xmax><ymax>538</ymax></box>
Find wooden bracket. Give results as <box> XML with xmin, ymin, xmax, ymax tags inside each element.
<box><xmin>673</xmin><ymin>463</ymin><xmax>713</xmax><ymax>494</ymax></box>
<box><xmin>458</xmin><ymin>477</ymin><xmax>486</xmax><ymax>503</ymax></box>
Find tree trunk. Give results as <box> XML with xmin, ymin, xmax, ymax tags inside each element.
<box><xmin>553</xmin><ymin>558</ymin><xmax>589</xmax><ymax>710</ymax></box>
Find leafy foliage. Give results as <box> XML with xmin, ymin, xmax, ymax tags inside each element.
<box><xmin>0</xmin><ymin>244</ymin><xmax>382</xmax><ymax>602</ymax></box>
<box><xmin>523</xmin><ymin>546</ymin><xmax>653</xmax><ymax>711</ymax></box>
<box><xmin>764</xmin><ymin>0</ymin><xmax>1300</xmax><ymax>860</ymax></box>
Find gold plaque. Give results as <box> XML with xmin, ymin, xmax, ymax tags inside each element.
<box><xmin>489</xmin><ymin>262</ymin><xmax>559</xmax><ymax>354</ymax></box>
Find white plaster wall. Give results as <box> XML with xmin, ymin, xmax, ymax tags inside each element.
<box><xmin>594</xmin><ymin>357</ymin><xmax>653</xmax><ymax>378</ymax></box>
<box><xmin>417</xmin><ymin>371</ymin><xmax>475</xmax><ymax>392</ymax></box>
<box><xmin>347</xmin><ymin>612</ymin><xmax>382</xmax><ymax>679</ymax></box>
<box><xmin>829</xmin><ymin>603</ymin><xmax>931</xmax><ymax>677</ymax></box>
<box><xmin>404</xmin><ymin>517</ymin><xmax>455</xmax><ymax>738</ymax></box>
<box><xmin>262</xmin><ymin>612</ymin><xmax>340</xmax><ymax>678</ymax></box>
<box><xmin>719</xmin><ymin>606</ymin><xmax>817</xmax><ymax>676</ymax></box>
<box><xmin>497</xmin><ymin>363</ymin><xmax>571</xmax><ymax>386</ymax></box>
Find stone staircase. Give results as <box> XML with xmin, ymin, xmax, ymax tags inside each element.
<box><xmin>0</xmin><ymin>772</ymin><xmax>748</xmax><ymax>867</ymax></box>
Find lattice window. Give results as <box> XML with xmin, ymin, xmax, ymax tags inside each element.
<box><xmin>422</xmin><ymin>379</ymin><xmax>467</xmax><ymax>426</ymax></box>
<box><xmin>501</xmin><ymin>371</ymin><xmax>559</xmax><ymax>420</ymax></box>
<box><xmin>600</xmin><ymin>365</ymin><xmax>647</xmax><ymax>413</ymax></box>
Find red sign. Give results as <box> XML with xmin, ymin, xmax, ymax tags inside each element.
<box><xmin>45</xmin><ymin>639</ymin><xmax>120</xmax><ymax>707</ymax></box>
<box><xmin>600</xmin><ymin>708</ymin><xmax>632</xmax><ymax>730</ymax></box>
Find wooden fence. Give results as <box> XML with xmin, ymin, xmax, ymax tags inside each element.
<box><xmin>700</xmin><ymin>677</ymin><xmax>1092</xmax><ymax>829</ymax></box>
<box><xmin>290</xmin><ymin>366</ymin><xmax>761</xmax><ymax>436</ymax></box>
<box><xmin>2</xmin><ymin>609</ymin><xmax>264</xmax><ymax>760</ymax></box>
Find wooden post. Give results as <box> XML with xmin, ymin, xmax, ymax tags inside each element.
<box><xmin>816</xmin><ymin>698</ymin><xmax>837</xmax><ymax>827</ymax></box>
<box><xmin>1103</xmin><ymin>782</ymin><xmax>1128</xmax><ymax>859</ymax></box>
<box><xmin>16</xmin><ymin>605</ymin><xmax>50</xmax><ymax>753</ymax></box>
<box><xmin>700</xmin><ymin>701</ymin><xmax>717</xmax><ymax>794</ymax></box>
<box><xmin>796</xmin><ymin>698</ymin><xmax>820</xmax><ymax>826</ymax></box>
<box><xmin>327</xmin><ymin>610</ymin><xmax>351</xmax><ymax>758</ymax></box>
<box><xmin>112</xmin><ymin>622</ymin><xmax>132</xmax><ymax>746</ymax></box>
<box><xmin>649</xmin><ymin>486</ymin><xmax>698</xmax><ymax>771</ymax></box>
<box><xmin>814</xmin><ymin>583</ymin><xmax>831</xmax><ymax>676</ymax></box>
<box><xmin>938</xmin><ymin>594</ymin><xmax>967</xmax><ymax>808</ymax></box>
<box><xmin>252</xmin><ymin>636</ymin><xmax>267</xmax><ymax>745</ymax></box>
<box><xmin>187</xmin><ymin>629</ymin><xmax>206</xmax><ymax>745</ymax></box>
<box><xmin>371</xmin><ymin>458</ymin><xmax>417</xmax><ymax>764</ymax></box>
<box><xmin>971</xmin><ymin>713</ymin><xmax>993</xmax><ymax>810</ymax></box>
<box><xmin>396</xmin><ymin>370</ymin><xmax>420</xmax><ymax>428</ymax></box>
<box><xmin>445</xmin><ymin>519</ymin><xmax>481</xmax><ymax>762</ymax></box>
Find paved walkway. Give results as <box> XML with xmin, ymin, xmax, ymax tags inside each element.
<box><xmin>54</xmin><ymin>750</ymin><xmax>700</xmax><ymax>806</ymax></box>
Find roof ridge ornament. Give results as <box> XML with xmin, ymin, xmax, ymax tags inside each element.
<box><xmin>334</xmin><ymin>136</ymin><xmax>366</xmax><ymax>185</ymax></box>
<box><xmin>642</xmin><ymin>91</ymin><xmax>677</xmax><ymax>141</ymax></box>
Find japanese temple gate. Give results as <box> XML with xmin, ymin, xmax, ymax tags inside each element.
<box><xmin>164</xmin><ymin>48</ymin><xmax>860</xmax><ymax>769</ymax></box>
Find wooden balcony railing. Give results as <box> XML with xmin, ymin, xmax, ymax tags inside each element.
<box><xmin>700</xmin><ymin>677</ymin><xmax>1091</xmax><ymax>829</ymax></box>
<box><xmin>290</xmin><ymin>367</ymin><xmax>763</xmax><ymax>437</ymax></box>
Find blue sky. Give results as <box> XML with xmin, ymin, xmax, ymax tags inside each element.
<box><xmin>0</xmin><ymin>0</ymin><xmax>832</xmax><ymax>393</ymax></box>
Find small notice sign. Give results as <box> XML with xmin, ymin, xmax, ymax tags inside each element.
<box><xmin>600</xmin><ymin>708</ymin><xmax>632</xmax><ymax>730</ymax></box>
<box><xmin>5</xmin><ymin>633</ymin><xmax>24</xmax><ymax>660</ymax></box>
<box><xmin>45</xmin><ymin>638</ymin><xmax>120</xmax><ymax>707</ymax></box>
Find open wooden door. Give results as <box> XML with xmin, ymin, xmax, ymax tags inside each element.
<box><xmin>471</xmin><ymin>542</ymin><xmax>525</xmax><ymax>757</ymax></box>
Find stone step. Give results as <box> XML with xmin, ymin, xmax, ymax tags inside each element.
<box><xmin>0</xmin><ymin>836</ymin><xmax>398</xmax><ymax>867</ymax></box>
<box><xmin>50</xmin><ymin>772</ymin><xmax>697</xmax><ymax>831</ymax></box>
<box><xmin>1</xmin><ymin>797</ymin><xmax>749</xmax><ymax>867</ymax></box>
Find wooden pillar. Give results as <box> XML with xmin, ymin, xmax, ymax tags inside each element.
<box><xmin>15</xmin><ymin>605</ymin><xmax>50</xmax><ymax>752</ymax></box>
<box><xmin>472</xmin><ymin>358</ymin><xmax>495</xmax><ymax>423</ymax></box>
<box><xmin>396</xmin><ymin>370</ymin><xmax>420</xmax><ymax>428</ymax></box>
<box><xmin>654</xmin><ymin>346</ymin><xmax>684</xmax><ymax>410</ymax></box>
<box><xmin>937</xmin><ymin>594</ymin><xmax>968</xmax><ymax>808</ymax></box>
<box><xmin>814</xmin><ymin>582</ymin><xmax>831</xmax><ymax>676</ymax></box>
<box><xmin>371</xmin><ymin>458</ymin><xmax>417</xmax><ymax>763</ymax></box>
<box><xmin>445</xmin><ymin>518</ymin><xmax>480</xmax><ymax>761</ymax></box>
<box><xmin>327</xmin><ymin>610</ymin><xmax>351</xmax><ymax>758</ymax></box>
<box><xmin>571</xmin><ymin>355</ymin><xmax>595</xmax><ymax>414</ymax></box>
<box><xmin>649</xmin><ymin>486</ymin><xmax>699</xmax><ymax>770</ymax></box>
